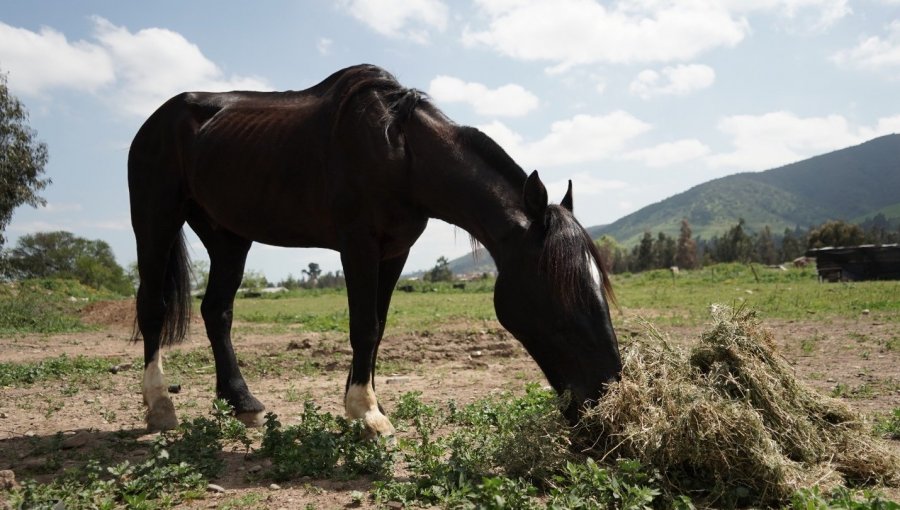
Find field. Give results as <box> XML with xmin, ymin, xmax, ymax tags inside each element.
<box><xmin>1</xmin><ymin>265</ymin><xmax>899</xmax><ymax>508</ymax></box>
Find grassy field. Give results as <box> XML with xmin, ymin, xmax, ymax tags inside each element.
<box><xmin>231</xmin><ymin>263</ymin><xmax>900</xmax><ymax>333</ymax></box>
<box><xmin>1</xmin><ymin>266</ymin><xmax>899</xmax><ymax>509</ymax></box>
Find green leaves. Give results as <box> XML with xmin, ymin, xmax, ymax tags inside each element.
<box><xmin>0</xmin><ymin>71</ymin><xmax>49</xmax><ymax>248</ymax></box>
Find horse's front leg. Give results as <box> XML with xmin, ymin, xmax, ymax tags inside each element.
<box><xmin>194</xmin><ymin>226</ymin><xmax>266</xmax><ymax>426</ymax></box>
<box><xmin>340</xmin><ymin>244</ymin><xmax>401</xmax><ymax>438</ymax></box>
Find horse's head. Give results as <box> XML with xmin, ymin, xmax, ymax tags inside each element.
<box><xmin>494</xmin><ymin>171</ymin><xmax>622</xmax><ymax>423</ymax></box>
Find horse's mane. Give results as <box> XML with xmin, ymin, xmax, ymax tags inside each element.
<box><xmin>542</xmin><ymin>205</ymin><xmax>617</xmax><ymax>312</ymax></box>
<box><xmin>331</xmin><ymin>64</ymin><xmax>426</xmax><ymax>144</ymax></box>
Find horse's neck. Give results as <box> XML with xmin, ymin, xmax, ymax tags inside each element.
<box><xmin>408</xmin><ymin>123</ymin><xmax>526</xmax><ymax>264</ymax></box>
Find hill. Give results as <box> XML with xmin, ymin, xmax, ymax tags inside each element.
<box><xmin>442</xmin><ymin>134</ymin><xmax>900</xmax><ymax>275</ymax></box>
<box><xmin>593</xmin><ymin>133</ymin><xmax>900</xmax><ymax>245</ymax></box>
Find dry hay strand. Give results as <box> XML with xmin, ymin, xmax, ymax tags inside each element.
<box><xmin>577</xmin><ymin>304</ymin><xmax>899</xmax><ymax>506</ymax></box>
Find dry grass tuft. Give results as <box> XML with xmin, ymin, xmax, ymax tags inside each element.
<box><xmin>577</xmin><ymin>305</ymin><xmax>899</xmax><ymax>506</ymax></box>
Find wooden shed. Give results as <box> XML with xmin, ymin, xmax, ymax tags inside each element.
<box><xmin>805</xmin><ymin>244</ymin><xmax>900</xmax><ymax>282</ymax></box>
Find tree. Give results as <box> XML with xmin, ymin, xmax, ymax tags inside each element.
<box><xmin>780</xmin><ymin>227</ymin><xmax>805</xmax><ymax>261</ymax></box>
<box><xmin>675</xmin><ymin>219</ymin><xmax>697</xmax><ymax>269</ymax></box>
<box><xmin>653</xmin><ymin>231</ymin><xmax>676</xmax><ymax>269</ymax></box>
<box><xmin>807</xmin><ymin>220</ymin><xmax>865</xmax><ymax>249</ymax></box>
<box><xmin>755</xmin><ymin>225</ymin><xmax>777</xmax><ymax>265</ymax></box>
<box><xmin>302</xmin><ymin>262</ymin><xmax>322</xmax><ymax>287</ymax></box>
<box><xmin>3</xmin><ymin>231</ymin><xmax>132</xmax><ymax>294</ymax></box>
<box><xmin>715</xmin><ymin>218</ymin><xmax>754</xmax><ymax>263</ymax></box>
<box><xmin>633</xmin><ymin>232</ymin><xmax>654</xmax><ymax>272</ymax></box>
<box><xmin>0</xmin><ymin>71</ymin><xmax>50</xmax><ymax>248</ymax></box>
<box><xmin>425</xmin><ymin>256</ymin><xmax>453</xmax><ymax>282</ymax></box>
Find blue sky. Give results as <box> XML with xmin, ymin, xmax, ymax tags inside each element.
<box><xmin>2</xmin><ymin>0</ymin><xmax>900</xmax><ymax>281</ymax></box>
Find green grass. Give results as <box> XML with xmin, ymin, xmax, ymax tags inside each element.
<box><xmin>228</xmin><ymin>264</ymin><xmax>900</xmax><ymax>334</ymax></box>
<box><xmin>0</xmin><ymin>278</ymin><xmax>115</xmax><ymax>336</ymax></box>
<box><xmin>0</xmin><ymin>354</ymin><xmax>128</xmax><ymax>387</ymax></box>
<box><xmin>233</xmin><ymin>288</ymin><xmax>496</xmax><ymax>333</ymax></box>
<box><xmin>613</xmin><ymin>263</ymin><xmax>900</xmax><ymax>325</ymax></box>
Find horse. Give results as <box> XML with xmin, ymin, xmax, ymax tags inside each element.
<box><xmin>129</xmin><ymin>64</ymin><xmax>622</xmax><ymax>435</ymax></box>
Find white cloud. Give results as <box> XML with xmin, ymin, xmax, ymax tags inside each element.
<box><xmin>0</xmin><ymin>18</ymin><xmax>270</xmax><ymax>117</ymax></box>
<box><xmin>90</xmin><ymin>18</ymin><xmax>270</xmax><ymax>116</ymax></box>
<box><xmin>623</xmin><ymin>139</ymin><xmax>711</xmax><ymax>167</ymax></box>
<box><xmin>477</xmin><ymin>111</ymin><xmax>651</xmax><ymax>168</ymax></box>
<box><xmin>708</xmin><ymin>111</ymin><xmax>900</xmax><ymax>171</ymax></box>
<box><xmin>316</xmin><ymin>37</ymin><xmax>333</xmax><ymax>55</ymax></box>
<box><xmin>833</xmin><ymin>20</ymin><xmax>900</xmax><ymax>71</ymax></box>
<box><xmin>724</xmin><ymin>0</ymin><xmax>850</xmax><ymax>31</ymax></box>
<box><xmin>428</xmin><ymin>75</ymin><xmax>539</xmax><ymax>117</ymax></box>
<box><xmin>339</xmin><ymin>0</ymin><xmax>448</xmax><ymax>43</ymax></box>
<box><xmin>629</xmin><ymin>64</ymin><xmax>715</xmax><ymax>99</ymax></box>
<box><xmin>0</xmin><ymin>22</ymin><xmax>115</xmax><ymax>94</ymax></box>
<box><xmin>463</xmin><ymin>0</ymin><xmax>748</xmax><ymax>69</ymax></box>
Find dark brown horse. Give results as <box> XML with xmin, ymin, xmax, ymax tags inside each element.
<box><xmin>129</xmin><ymin>64</ymin><xmax>621</xmax><ymax>434</ymax></box>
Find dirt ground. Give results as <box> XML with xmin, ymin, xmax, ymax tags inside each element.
<box><xmin>1</xmin><ymin>299</ymin><xmax>899</xmax><ymax>508</ymax></box>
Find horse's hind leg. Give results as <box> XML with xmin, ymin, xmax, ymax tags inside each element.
<box><xmin>134</xmin><ymin>222</ymin><xmax>189</xmax><ymax>432</ymax></box>
<box><xmin>187</xmin><ymin>213</ymin><xmax>265</xmax><ymax>426</ymax></box>
<box><xmin>342</xmin><ymin>247</ymin><xmax>409</xmax><ymax>437</ymax></box>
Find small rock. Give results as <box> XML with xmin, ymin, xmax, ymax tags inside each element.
<box><xmin>247</xmin><ymin>464</ymin><xmax>263</xmax><ymax>473</ymax></box>
<box><xmin>470</xmin><ymin>350</ymin><xmax>483</xmax><ymax>358</ymax></box>
<box><xmin>0</xmin><ymin>412</ymin><xmax>7</xmax><ymax>419</ymax></box>
<box><xmin>862</xmin><ymin>309</ymin><xmax>871</xmax><ymax>315</ymax></box>
<box><xmin>109</xmin><ymin>363</ymin><xmax>133</xmax><ymax>374</ymax></box>
<box><xmin>269</xmin><ymin>483</ymin><xmax>281</xmax><ymax>490</ymax></box>
<box><xmin>167</xmin><ymin>384</ymin><xmax>182</xmax><ymax>394</ymax></box>
<box><xmin>387</xmin><ymin>501</ymin><xmax>404</xmax><ymax>510</ymax></box>
<box><xmin>0</xmin><ymin>469</ymin><xmax>18</xmax><ymax>490</ymax></box>
<box><xmin>24</xmin><ymin>430</ymin><xmax>35</xmax><ymax>437</ymax></box>
<box><xmin>207</xmin><ymin>483</ymin><xmax>226</xmax><ymax>493</ymax></box>
<box><xmin>61</xmin><ymin>432</ymin><xmax>90</xmax><ymax>450</ymax></box>
<box><xmin>385</xmin><ymin>376</ymin><xmax>410</xmax><ymax>385</ymax></box>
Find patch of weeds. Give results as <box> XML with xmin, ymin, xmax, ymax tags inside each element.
<box><xmin>258</xmin><ymin>401</ymin><xmax>395</xmax><ymax>481</ymax></box>
<box><xmin>219</xmin><ymin>492</ymin><xmax>265</xmax><ymax>510</ymax></box>
<box><xmin>800</xmin><ymin>334</ymin><xmax>822</xmax><ymax>355</ymax></box>
<box><xmin>875</xmin><ymin>408</ymin><xmax>900</xmax><ymax>440</ymax></box>
<box><xmin>9</xmin><ymin>400</ymin><xmax>249</xmax><ymax>509</ymax></box>
<box><xmin>883</xmin><ymin>337</ymin><xmax>900</xmax><ymax>352</ymax></box>
<box><xmin>546</xmin><ymin>458</ymin><xmax>661</xmax><ymax>510</ymax></box>
<box><xmin>0</xmin><ymin>293</ymin><xmax>88</xmax><ymax>335</ymax></box>
<box><xmin>790</xmin><ymin>486</ymin><xmax>900</xmax><ymax>509</ymax></box>
<box><xmin>0</xmin><ymin>354</ymin><xmax>120</xmax><ymax>387</ymax></box>
<box><xmin>832</xmin><ymin>383</ymin><xmax>876</xmax><ymax>399</ymax></box>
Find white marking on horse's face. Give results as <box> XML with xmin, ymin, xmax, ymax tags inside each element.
<box><xmin>587</xmin><ymin>252</ymin><xmax>602</xmax><ymax>290</ymax></box>
<box><xmin>345</xmin><ymin>381</ymin><xmax>395</xmax><ymax>437</ymax></box>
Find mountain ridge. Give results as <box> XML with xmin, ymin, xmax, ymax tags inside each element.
<box><xmin>436</xmin><ymin>134</ymin><xmax>900</xmax><ymax>275</ymax></box>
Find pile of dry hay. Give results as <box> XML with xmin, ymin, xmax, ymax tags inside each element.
<box><xmin>578</xmin><ymin>305</ymin><xmax>899</xmax><ymax>506</ymax></box>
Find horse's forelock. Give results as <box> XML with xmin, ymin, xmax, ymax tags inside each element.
<box><xmin>541</xmin><ymin>205</ymin><xmax>616</xmax><ymax>313</ymax></box>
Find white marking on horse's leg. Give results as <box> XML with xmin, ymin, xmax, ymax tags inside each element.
<box><xmin>345</xmin><ymin>380</ymin><xmax>394</xmax><ymax>438</ymax></box>
<box><xmin>234</xmin><ymin>410</ymin><xmax>265</xmax><ymax>427</ymax></box>
<box><xmin>143</xmin><ymin>352</ymin><xmax>178</xmax><ymax>432</ymax></box>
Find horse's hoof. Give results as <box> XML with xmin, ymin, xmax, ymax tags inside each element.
<box><xmin>146</xmin><ymin>397</ymin><xmax>178</xmax><ymax>432</ymax></box>
<box><xmin>235</xmin><ymin>410</ymin><xmax>266</xmax><ymax>428</ymax></box>
<box><xmin>362</xmin><ymin>411</ymin><xmax>395</xmax><ymax>439</ymax></box>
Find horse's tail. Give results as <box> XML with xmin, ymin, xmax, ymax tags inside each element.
<box><xmin>160</xmin><ymin>231</ymin><xmax>193</xmax><ymax>347</ymax></box>
<box><xmin>131</xmin><ymin>230</ymin><xmax>193</xmax><ymax>347</ymax></box>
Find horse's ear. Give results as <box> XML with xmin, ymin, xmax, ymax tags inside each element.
<box><xmin>561</xmin><ymin>180</ymin><xmax>573</xmax><ymax>213</ymax></box>
<box><xmin>523</xmin><ymin>170</ymin><xmax>548</xmax><ymax>221</ymax></box>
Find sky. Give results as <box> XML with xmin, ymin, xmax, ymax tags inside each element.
<box><xmin>2</xmin><ymin>0</ymin><xmax>900</xmax><ymax>282</ymax></box>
